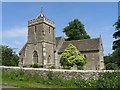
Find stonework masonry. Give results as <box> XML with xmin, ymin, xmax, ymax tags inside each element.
<box><xmin>19</xmin><ymin>12</ymin><xmax>105</xmax><ymax>70</ymax></box>
<box><xmin>1</xmin><ymin>66</ymin><xmax>120</xmax><ymax>80</ymax></box>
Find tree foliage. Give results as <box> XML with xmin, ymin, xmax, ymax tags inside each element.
<box><xmin>1</xmin><ymin>45</ymin><xmax>19</xmax><ymax>66</ymax></box>
<box><xmin>111</xmin><ymin>48</ymin><xmax>120</xmax><ymax>66</ymax></box>
<box><xmin>60</xmin><ymin>44</ymin><xmax>86</xmax><ymax>68</ymax></box>
<box><xmin>63</xmin><ymin>19</ymin><xmax>90</xmax><ymax>41</ymax></box>
<box><xmin>112</xmin><ymin>17</ymin><xmax>120</xmax><ymax>67</ymax></box>
<box><xmin>113</xmin><ymin>17</ymin><xmax>120</xmax><ymax>50</ymax></box>
<box><xmin>104</xmin><ymin>47</ymin><xmax>120</xmax><ymax>70</ymax></box>
<box><xmin>104</xmin><ymin>17</ymin><xmax>120</xmax><ymax>69</ymax></box>
<box><xmin>105</xmin><ymin>63</ymin><xmax>119</xmax><ymax>70</ymax></box>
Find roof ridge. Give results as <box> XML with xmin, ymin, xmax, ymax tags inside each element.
<box><xmin>64</xmin><ymin>37</ymin><xmax>100</xmax><ymax>43</ymax></box>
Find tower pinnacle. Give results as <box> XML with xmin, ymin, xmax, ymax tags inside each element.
<box><xmin>41</xmin><ymin>7</ymin><xmax>43</xmax><ymax>14</ymax></box>
<box><xmin>40</xmin><ymin>7</ymin><xmax>44</xmax><ymax>17</ymax></box>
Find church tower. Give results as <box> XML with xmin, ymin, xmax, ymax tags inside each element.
<box><xmin>19</xmin><ymin>11</ymin><xmax>55</xmax><ymax>67</ymax></box>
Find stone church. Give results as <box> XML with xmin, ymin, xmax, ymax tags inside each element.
<box><xmin>19</xmin><ymin>12</ymin><xmax>104</xmax><ymax>70</ymax></box>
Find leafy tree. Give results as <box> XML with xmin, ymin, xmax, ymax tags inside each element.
<box><xmin>104</xmin><ymin>17</ymin><xmax>120</xmax><ymax>69</ymax></box>
<box><xmin>105</xmin><ymin>63</ymin><xmax>119</xmax><ymax>70</ymax></box>
<box><xmin>111</xmin><ymin>48</ymin><xmax>120</xmax><ymax>66</ymax></box>
<box><xmin>104</xmin><ymin>55</ymin><xmax>112</xmax><ymax>65</ymax></box>
<box><xmin>112</xmin><ymin>17</ymin><xmax>120</xmax><ymax>67</ymax></box>
<box><xmin>60</xmin><ymin>44</ymin><xmax>86</xmax><ymax>68</ymax></box>
<box><xmin>63</xmin><ymin>19</ymin><xmax>90</xmax><ymax>41</ymax></box>
<box><xmin>113</xmin><ymin>17</ymin><xmax>120</xmax><ymax>50</ymax></box>
<box><xmin>1</xmin><ymin>45</ymin><xmax>19</xmax><ymax>66</ymax></box>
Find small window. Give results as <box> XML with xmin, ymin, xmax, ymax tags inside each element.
<box><xmin>21</xmin><ymin>58</ymin><xmax>23</xmax><ymax>64</ymax></box>
<box><xmin>96</xmin><ymin>66</ymin><xmax>98</xmax><ymax>70</ymax></box>
<box><xmin>47</xmin><ymin>55</ymin><xmax>51</xmax><ymax>63</ymax></box>
<box><xmin>101</xmin><ymin>61</ymin><xmax>104</xmax><ymax>63</ymax></box>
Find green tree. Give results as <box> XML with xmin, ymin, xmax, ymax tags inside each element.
<box><xmin>111</xmin><ymin>48</ymin><xmax>120</xmax><ymax>66</ymax></box>
<box><xmin>60</xmin><ymin>44</ymin><xmax>86</xmax><ymax>68</ymax></box>
<box><xmin>112</xmin><ymin>17</ymin><xmax>120</xmax><ymax>67</ymax></box>
<box><xmin>113</xmin><ymin>17</ymin><xmax>120</xmax><ymax>50</ymax></box>
<box><xmin>105</xmin><ymin>63</ymin><xmax>119</xmax><ymax>70</ymax></box>
<box><xmin>104</xmin><ymin>55</ymin><xmax>112</xmax><ymax>65</ymax></box>
<box><xmin>63</xmin><ymin>19</ymin><xmax>90</xmax><ymax>41</ymax></box>
<box><xmin>1</xmin><ymin>45</ymin><xmax>19</xmax><ymax>66</ymax></box>
<box><xmin>104</xmin><ymin>17</ymin><xmax>120</xmax><ymax>69</ymax></box>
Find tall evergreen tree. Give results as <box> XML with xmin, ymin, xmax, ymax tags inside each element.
<box><xmin>113</xmin><ymin>17</ymin><xmax>120</xmax><ymax>50</ymax></box>
<box><xmin>63</xmin><ymin>19</ymin><xmax>90</xmax><ymax>41</ymax></box>
<box><xmin>112</xmin><ymin>17</ymin><xmax>120</xmax><ymax>66</ymax></box>
<box><xmin>104</xmin><ymin>17</ymin><xmax>120</xmax><ymax>69</ymax></box>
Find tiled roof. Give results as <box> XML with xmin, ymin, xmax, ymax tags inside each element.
<box><xmin>58</xmin><ymin>38</ymin><xmax>100</xmax><ymax>53</ymax></box>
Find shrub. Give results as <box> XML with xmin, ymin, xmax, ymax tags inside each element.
<box><xmin>47</xmin><ymin>70</ymin><xmax>53</xmax><ymax>80</ymax></box>
<box><xmin>106</xmin><ymin>63</ymin><xmax>119</xmax><ymax>70</ymax></box>
<box><xmin>62</xmin><ymin>66</ymin><xmax>71</xmax><ymax>70</ymax></box>
<box><xmin>48</xmin><ymin>66</ymin><xmax>55</xmax><ymax>69</ymax></box>
<box><xmin>60</xmin><ymin>44</ymin><xmax>86</xmax><ymax>68</ymax></box>
<box><xmin>23</xmin><ymin>65</ymin><xmax>27</xmax><ymax>67</ymax></box>
<box><xmin>2</xmin><ymin>69</ymin><xmax>120</xmax><ymax>88</ymax></box>
<box><xmin>77</xmin><ymin>66</ymin><xmax>84</xmax><ymax>70</ymax></box>
<box><xmin>96</xmin><ymin>72</ymin><xmax>120</xmax><ymax>88</ymax></box>
<box><xmin>30</xmin><ymin>64</ymin><xmax>43</xmax><ymax>68</ymax></box>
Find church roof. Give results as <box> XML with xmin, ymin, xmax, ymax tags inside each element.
<box><xmin>19</xmin><ymin>43</ymin><xmax>27</xmax><ymax>54</ymax></box>
<box><xmin>58</xmin><ymin>38</ymin><xmax>100</xmax><ymax>53</ymax></box>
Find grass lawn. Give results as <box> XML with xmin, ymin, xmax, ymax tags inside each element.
<box><xmin>0</xmin><ymin>69</ymin><xmax>2</xmax><ymax>85</ymax></box>
<box><xmin>2</xmin><ymin>70</ymin><xmax>120</xmax><ymax>88</ymax></box>
<box><xmin>2</xmin><ymin>70</ymin><xmax>75</xmax><ymax>88</ymax></box>
<box><xmin>3</xmin><ymin>79</ymin><xmax>56</xmax><ymax>88</ymax></box>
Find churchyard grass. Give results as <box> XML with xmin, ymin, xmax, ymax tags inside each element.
<box><xmin>0</xmin><ymin>70</ymin><xmax>2</xmax><ymax>84</ymax></box>
<box><xmin>2</xmin><ymin>70</ymin><xmax>120</xmax><ymax>88</ymax></box>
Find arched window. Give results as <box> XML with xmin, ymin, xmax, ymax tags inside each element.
<box><xmin>84</xmin><ymin>55</ymin><xmax>87</xmax><ymax>59</ymax></box>
<box><xmin>35</xmin><ymin>26</ymin><xmax>37</xmax><ymax>32</ymax></box>
<box><xmin>33</xmin><ymin>51</ymin><xmax>38</xmax><ymax>64</ymax></box>
<box><xmin>47</xmin><ymin>55</ymin><xmax>51</xmax><ymax>63</ymax></box>
<box><xmin>21</xmin><ymin>58</ymin><xmax>23</xmax><ymax>64</ymax></box>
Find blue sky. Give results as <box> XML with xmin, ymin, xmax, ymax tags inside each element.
<box><xmin>2</xmin><ymin>2</ymin><xmax>119</xmax><ymax>55</ymax></box>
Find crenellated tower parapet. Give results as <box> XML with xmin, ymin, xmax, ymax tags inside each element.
<box><xmin>28</xmin><ymin>14</ymin><xmax>55</xmax><ymax>28</ymax></box>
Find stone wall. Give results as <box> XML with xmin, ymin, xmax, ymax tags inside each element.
<box><xmin>23</xmin><ymin>43</ymin><xmax>43</xmax><ymax>66</ymax></box>
<box><xmin>82</xmin><ymin>51</ymin><xmax>99</xmax><ymax>70</ymax></box>
<box><xmin>1</xmin><ymin>66</ymin><xmax>120</xmax><ymax>80</ymax></box>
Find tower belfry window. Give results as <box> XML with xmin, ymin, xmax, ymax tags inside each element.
<box><xmin>49</xmin><ymin>26</ymin><xmax>50</xmax><ymax>33</ymax></box>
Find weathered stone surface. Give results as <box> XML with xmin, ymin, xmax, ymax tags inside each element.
<box><xmin>2</xmin><ymin>66</ymin><xmax>120</xmax><ymax>80</ymax></box>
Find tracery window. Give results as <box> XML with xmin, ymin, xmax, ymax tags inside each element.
<box><xmin>33</xmin><ymin>51</ymin><xmax>38</xmax><ymax>64</ymax></box>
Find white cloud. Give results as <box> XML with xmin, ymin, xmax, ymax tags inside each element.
<box><xmin>2</xmin><ymin>27</ymin><xmax>28</xmax><ymax>54</ymax></box>
<box><xmin>12</xmin><ymin>41</ymin><xmax>22</xmax><ymax>46</ymax></box>
<box><xmin>2</xmin><ymin>27</ymin><xmax>27</xmax><ymax>39</ymax></box>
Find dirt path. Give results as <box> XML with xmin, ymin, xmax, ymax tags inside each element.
<box><xmin>1</xmin><ymin>85</ymin><xmax>18</xmax><ymax>88</ymax></box>
<box><xmin>0</xmin><ymin>85</ymin><xmax>35</xmax><ymax>90</ymax></box>
<box><xmin>0</xmin><ymin>84</ymin><xmax>19</xmax><ymax>89</ymax></box>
